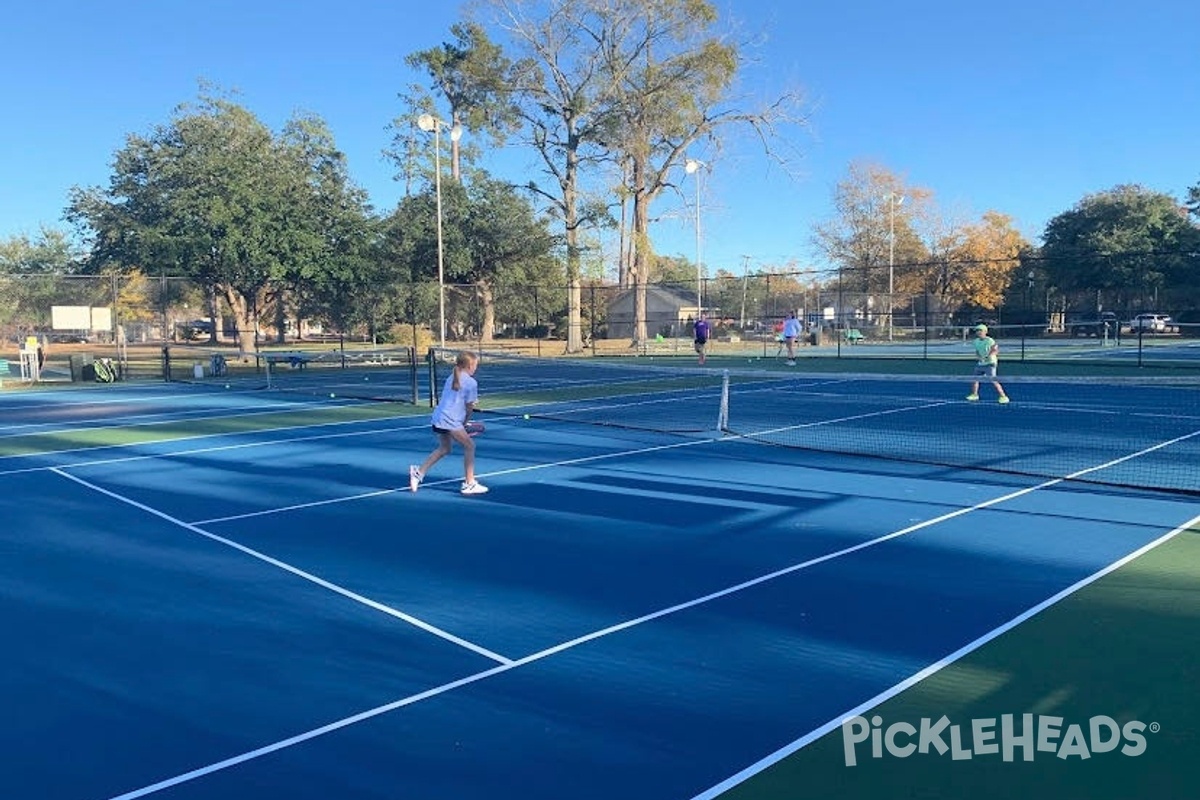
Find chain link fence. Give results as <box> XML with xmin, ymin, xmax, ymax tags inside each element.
<box><xmin>3</xmin><ymin>262</ymin><xmax>1198</xmax><ymax>383</ymax></box>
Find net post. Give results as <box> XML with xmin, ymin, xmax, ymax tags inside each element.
<box><xmin>426</xmin><ymin>347</ymin><xmax>438</xmax><ymax>407</ymax></box>
<box><xmin>717</xmin><ymin>369</ymin><xmax>729</xmax><ymax>432</ymax></box>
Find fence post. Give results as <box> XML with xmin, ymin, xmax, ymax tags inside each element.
<box><xmin>589</xmin><ymin>285</ymin><xmax>597</xmax><ymax>355</ymax></box>
<box><xmin>836</xmin><ymin>271</ymin><xmax>843</xmax><ymax>357</ymax></box>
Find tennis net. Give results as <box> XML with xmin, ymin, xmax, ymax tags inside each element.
<box><xmin>433</xmin><ymin>348</ymin><xmax>1200</xmax><ymax>496</ymax></box>
<box><xmin>165</xmin><ymin>344</ymin><xmax>421</xmax><ymax>403</ymax></box>
<box><xmin>431</xmin><ymin>346</ymin><xmax>726</xmax><ymax>433</ymax></box>
<box><xmin>719</xmin><ymin>372</ymin><xmax>1200</xmax><ymax>496</ymax></box>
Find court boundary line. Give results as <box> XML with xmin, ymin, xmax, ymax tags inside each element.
<box><xmin>688</xmin><ymin>511</ymin><xmax>1200</xmax><ymax>800</ymax></box>
<box><xmin>0</xmin><ymin>397</ymin><xmax>347</xmax><ymax>438</ymax></box>
<box><xmin>105</xmin><ymin>467</ymin><xmax>1127</xmax><ymax>800</ymax></box>
<box><xmin>0</xmin><ymin>415</ymin><xmax>430</xmax><ymax>476</ymax></box>
<box><xmin>49</xmin><ymin>468</ymin><xmax>513</xmax><ymax>667</ymax></box>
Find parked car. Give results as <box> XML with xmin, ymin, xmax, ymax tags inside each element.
<box><xmin>174</xmin><ymin>319</ymin><xmax>214</xmax><ymax>341</ymax></box>
<box><xmin>1071</xmin><ymin>311</ymin><xmax>1118</xmax><ymax>337</ymax></box>
<box><xmin>1130</xmin><ymin>313</ymin><xmax>1172</xmax><ymax>333</ymax></box>
<box><xmin>49</xmin><ymin>332</ymin><xmax>90</xmax><ymax>344</ymax></box>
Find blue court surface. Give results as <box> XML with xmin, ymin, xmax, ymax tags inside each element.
<box><xmin>1</xmin><ymin>374</ymin><xmax>1197</xmax><ymax>800</ymax></box>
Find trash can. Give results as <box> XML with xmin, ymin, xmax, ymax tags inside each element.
<box><xmin>193</xmin><ymin>362</ymin><xmax>205</xmax><ymax>379</ymax></box>
<box><xmin>69</xmin><ymin>353</ymin><xmax>94</xmax><ymax>382</ymax></box>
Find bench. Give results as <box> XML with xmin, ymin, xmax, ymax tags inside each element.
<box><xmin>843</xmin><ymin>328</ymin><xmax>865</xmax><ymax>344</ymax></box>
<box><xmin>264</xmin><ymin>352</ymin><xmax>312</xmax><ymax>370</ymax></box>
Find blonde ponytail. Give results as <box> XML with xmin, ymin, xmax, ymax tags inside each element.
<box><xmin>451</xmin><ymin>351</ymin><xmax>477</xmax><ymax>391</ymax></box>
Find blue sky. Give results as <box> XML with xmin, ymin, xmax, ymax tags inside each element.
<box><xmin>2</xmin><ymin>0</ymin><xmax>1197</xmax><ymax>278</ymax></box>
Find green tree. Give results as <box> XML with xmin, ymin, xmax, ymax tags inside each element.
<box><xmin>384</xmin><ymin>172</ymin><xmax>557</xmax><ymax>342</ymax></box>
<box><xmin>651</xmin><ymin>253</ymin><xmax>698</xmax><ymax>287</ymax></box>
<box><xmin>297</xmin><ymin>215</ymin><xmax>390</xmax><ymax>341</ymax></box>
<box><xmin>382</xmin><ymin>187</ymin><xmax>450</xmax><ymax>340</ymax></box>
<box><xmin>1186</xmin><ymin>178</ymin><xmax>1200</xmax><ymax>219</ymax></box>
<box><xmin>0</xmin><ymin>228</ymin><xmax>85</xmax><ymax>338</ymax></box>
<box><xmin>1041</xmin><ymin>184</ymin><xmax>1198</xmax><ymax>312</ymax></box>
<box><xmin>66</xmin><ymin>88</ymin><xmax>372</xmax><ymax>355</ymax></box>
<box><xmin>392</xmin><ymin>23</ymin><xmax>529</xmax><ymax>341</ymax></box>
<box><xmin>461</xmin><ymin>175</ymin><xmax>558</xmax><ymax>340</ymax></box>
<box><xmin>0</xmin><ymin>227</ymin><xmax>79</xmax><ymax>275</ymax></box>
<box><xmin>404</xmin><ymin>22</ymin><xmax>518</xmax><ymax>181</ymax></box>
<box><xmin>272</xmin><ymin>113</ymin><xmax>376</xmax><ymax>340</ymax></box>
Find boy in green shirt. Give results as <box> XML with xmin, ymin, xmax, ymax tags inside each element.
<box><xmin>967</xmin><ymin>324</ymin><xmax>1010</xmax><ymax>403</ymax></box>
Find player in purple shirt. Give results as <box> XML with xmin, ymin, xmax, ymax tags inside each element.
<box><xmin>693</xmin><ymin>315</ymin><xmax>711</xmax><ymax>365</ymax></box>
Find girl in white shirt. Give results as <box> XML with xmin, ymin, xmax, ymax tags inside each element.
<box><xmin>410</xmin><ymin>351</ymin><xmax>489</xmax><ymax>495</ymax></box>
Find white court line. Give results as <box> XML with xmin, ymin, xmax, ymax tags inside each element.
<box><xmin>100</xmin><ymin>428</ymin><xmax>1199</xmax><ymax>799</ymax></box>
<box><xmin>0</xmin><ymin>386</ymin><xmax>221</xmax><ymax>416</ymax></box>
<box><xmin>0</xmin><ymin>414</ymin><xmax>426</xmax><ymax>476</ymax></box>
<box><xmin>0</xmin><ymin>398</ymin><xmax>336</xmax><ymax>438</ymax></box>
<box><xmin>50</xmin><ymin>468</ymin><xmax>512</xmax><ymax>668</ymax></box>
<box><xmin>0</xmin><ymin>399</ymin><xmax>389</xmax><ymax>452</ymax></box>
<box><xmin>105</xmin><ymin>473</ymin><xmax>1088</xmax><ymax>800</ymax></box>
<box><xmin>689</xmin><ymin>511</ymin><xmax>1200</xmax><ymax>800</ymax></box>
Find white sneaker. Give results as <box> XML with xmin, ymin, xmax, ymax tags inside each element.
<box><xmin>786</xmin><ymin>359</ymin><xmax>796</xmax><ymax>366</ymax></box>
<box><xmin>409</xmin><ymin>465</ymin><xmax>422</xmax><ymax>493</ymax></box>
<box><xmin>460</xmin><ymin>481</ymin><xmax>489</xmax><ymax>495</ymax></box>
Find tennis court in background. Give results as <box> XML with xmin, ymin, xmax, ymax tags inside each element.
<box><xmin>2</xmin><ymin>354</ymin><xmax>1198</xmax><ymax>800</ymax></box>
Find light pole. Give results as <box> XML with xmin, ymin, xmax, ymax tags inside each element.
<box><xmin>417</xmin><ymin>113</ymin><xmax>463</xmax><ymax>350</ymax></box>
<box><xmin>685</xmin><ymin>158</ymin><xmax>707</xmax><ymax>320</ymax></box>
<box><xmin>886</xmin><ymin>192</ymin><xmax>905</xmax><ymax>341</ymax></box>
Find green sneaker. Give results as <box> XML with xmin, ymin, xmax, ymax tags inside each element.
<box><xmin>965</xmin><ymin>394</ymin><xmax>979</xmax><ymax>401</ymax></box>
<box><xmin>998</xmin><ymin>395</ymin><xmax>1010</xmax><ymax>404</ymax></box>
